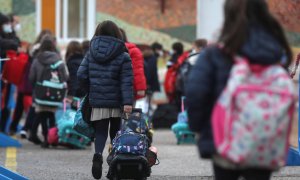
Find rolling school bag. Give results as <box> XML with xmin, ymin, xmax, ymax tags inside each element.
<box><xmin>171</xmin><ymin>97</ymin><xmax>195</xmax><ymax>145</ymax></box>
<box><xmin>48</xmin><ymin>101</ymin><xmax>91</xmax><ymax>149</ymax></box>
<box><xmin>107</xmin><ymin>111</ymin><xmax>153</xmax><ymax>180</ymax></box>
<box><xmin>212</xmin><ymin>55</ymin><xmax>296</xmax><ymax>169</ymax></box>
<box><xmin>34</xmin><ymin>61</ymin><xmax>67</xmax><ymax>107</ymax></box>
<box><xmin>56</xmin><ymin>108</ymin><xmax>90</xmax><ymax>149</ymax></box>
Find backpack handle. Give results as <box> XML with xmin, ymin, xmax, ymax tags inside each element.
<box><xmin>181</xmin><ymin>96</ymin><xmax>185</xmax><ymax>112</ymax></box>
<box><xmin>51</xmin><ymin>60</ymin><xmax>63</xmax><ymax>69</ymax></box>
<box><xmin>63</xmin><ymin>98</ymin><xmax>67</xmax><ymax>113</ymax></box>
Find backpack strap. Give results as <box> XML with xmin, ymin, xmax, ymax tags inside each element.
<box><xmin>51</xmin><ymin>60</ymin><xmax>63</xmax><ymax>69</ymax></box>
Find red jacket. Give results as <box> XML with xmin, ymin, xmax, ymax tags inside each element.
<box><xmin>164</xmin><ymin>51</ymin><xmax>189</xmax><ymax>102</ymax></box>
<box><xmin>125</xmin><ymin>42</ymin><xmax>147</xmax><ymax>99</ymax></box>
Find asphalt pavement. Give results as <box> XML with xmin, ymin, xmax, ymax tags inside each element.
<box><xmin>1</xmin><ymin>130</ymin><xmax>300</xmax><ymax>180</ymax></box>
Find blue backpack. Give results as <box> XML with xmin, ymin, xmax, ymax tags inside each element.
<box><xmin>112</xmin><ymin>131</ymin><xmax>149</xmax><ymax>156</ymax></box>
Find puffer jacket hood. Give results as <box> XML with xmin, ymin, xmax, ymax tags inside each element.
<box><xmin>90</xmin><ymin>36</ymin><xmax>126</xmax><ymax>63</ymax></box>
<box><xmin>37</xmin><ymin>51</ymin><xmax>61</xmax><ymax>65</ymax></box>
<box><xmin>240</xmin><ymin>26</ymin><xmax>284</xmax><ymax>64</ymax></box>
<box><xmin>125</xmin><ymin>42</ymin><xmax>137</xmax><ymax>50</ymax></box>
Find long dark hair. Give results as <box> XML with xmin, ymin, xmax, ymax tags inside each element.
<box><xmin>219</xmin><ymin>0</ymin><xmax>292</xmax><ymax>66</ymax></box>
<box><xmin>94</xmin><ymin>20</ymin><xmax>122</xmax><ymax>40</ymax></box>
<box><xmin>65</xmin><ymin>41</ymin><xmax>82</xmax><ymax>61</ymax></box>
<box><xmin>39</xmin><ymin>35</ymin><xmax>56</xmax><ymax>53</ymax></box>
<box><xmin>34</xmin><ymin>29</ymin><xmax>52</xmax><ymax>45</ymax></box>
<box><xmin>119</xmin><ymin>28</ymin><xmax>128</xmax><ymax>42</ymax></box>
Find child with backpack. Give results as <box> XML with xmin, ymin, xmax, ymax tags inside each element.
<box><xmin>29</xmin><ymin>35</ymin><xmax>69</xmax><ymax>148</ymax></box>
<box><xmin>186</xmin><ymin>0</ymin><xmax>296</xmax><ymax>180</ymax></box>
<box><xmin>77</xmin><ymin>20</ymin><xmax>133</xmax><ymax>180</ymax></box>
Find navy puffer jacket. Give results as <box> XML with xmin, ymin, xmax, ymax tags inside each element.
<box><xmin>186</xmin><ymin>27</ymin><xmax>286</xmax><ymax>159</ymax></box>
<box><xmin>77</xmin><ymin>36</ymin><xmax>133</xmax><ymax>108</ymax></box>
<box><xmin>67</xmin><ymin>53</ymin><xmax>84</xmax><ymax>97</ymax></box>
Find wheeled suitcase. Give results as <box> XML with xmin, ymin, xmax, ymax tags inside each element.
<box><xmin>107</xmin><ymin>154</ymin><xmax>151</xmax><ymax>180</ymax></box>
<box><xmin>171</xmin><ymin>97</ymin><xmax>195</xmax><ymax>145</ymax></box>
<box><xmin>171</xmin><ymin>122</ymin><xmax>196</xmax><ymax>144</ymax></box>
<box><xmin>107</xmin><ymin>109</ymin><xmax>158</xmax><ymax>179</ymax></box>
<box><xmin>49</xmin><ymin>103</ymin><xmax>91</xmax><ymax>148</ymax></box>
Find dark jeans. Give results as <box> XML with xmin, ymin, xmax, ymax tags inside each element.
<box><xmin>0</xmin><ymin>83</ymin><xmax>12</xmax><ymax>132</ymax></box>
<box><xmin>30</xmin><ymin>111</ymin><xmax>55</xmax><ymax>141</ymax></box>
<box><xmin>23</xmin><ymin>106</ymin><xmax>35</xmax><ymax>131</ymax></box>
<box><xmin>213</xmin><ymin>163</ymin><xmax>272</xmax><ymax>180</ymax></box>
<box><xmin>93</xmin><ymin>117</ymin><xmax>121</xmax><ymax>154</ymax></box>
<box><xmin>9</xmin><ymin>92</ymin><xmax>25</xmax><ymax>132</ymax></box>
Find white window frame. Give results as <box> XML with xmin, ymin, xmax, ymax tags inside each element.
<box><xmin>36</xmin><ymin>0</ymin><xmax>95</xmax><ymax>44</ymax></box>
<box><xmin>55</xmin><ymin>0</ymin><xmax>96</xmax><ymax>44</ymax></box>
<box><xmin>36</xmin><ymin>0</ymin><xmax>42</xmax><ymax>35</ymax></box>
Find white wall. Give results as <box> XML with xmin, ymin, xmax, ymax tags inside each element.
<box><xmin>197</xmin><ymin>0</ymin><xmax>225</xmax><ymax>42</ymax></box>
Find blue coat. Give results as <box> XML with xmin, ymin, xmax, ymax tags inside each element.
<box><xmin>186</xmin><ymin>27</ymin><xmax>286</xmax><ymax>158</ymax></box>
<box><xmin>77</xmin><ymin>36</ymin><xmax>133</xmax><ymax>108</ymax></box>
<box><xmin>67</xmin><ymin>53</ymin><xmax>84</xmax><ymax>97</ymax></box>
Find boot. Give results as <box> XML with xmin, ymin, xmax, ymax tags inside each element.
<box><xmin>28</xmin><ymin>135</ymin><xmax>42</xmax><ymax>145</ymax></box>
<box><xmin>92</xmin><ymin>153</ymin><xmax>103</xmax><ymax>179</ymax></box>
<box><xmin>41</xmin><ymin>141</ymin><xmax>49</xmax><ymax>148</ymax></box>
<box><xmin>41</xmin><ymin>136</ymin><xmax>49</xmax><ymax>148</ymax></box>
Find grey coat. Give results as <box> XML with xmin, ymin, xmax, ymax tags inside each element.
<box><xmin>29</xmin><ymin>51</ymin><xmax>69</xmax><ymax>85</ymax></box>
<box><xmin>29</xmin><ymin>51</ymin><xmax>69</xmax><ymax>112</ymax></box>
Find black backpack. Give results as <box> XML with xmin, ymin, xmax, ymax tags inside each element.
<box><xmin>34</xmin><ymin>61</ymin><xmax>67</xmax><ymax>106</ymax></box>
<box><xmin>176</xmin><ymin>53</ymin><xmax>199</xmax><ymax>95</ymax></box>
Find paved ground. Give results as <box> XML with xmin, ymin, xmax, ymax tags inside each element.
<box><xmin>1</xmin><ymin>130</ymin><xmax>300</xmax><ymax>180</ymax></box>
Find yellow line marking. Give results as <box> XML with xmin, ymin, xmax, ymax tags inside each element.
<box><xmin>5</xmin><ymin>135</ymin><xmax>18</xmax><ymax>172</ymax></box>
<box><xmin>5</xmin><ymin>147</ymin><xmax>18</xmax><ymax>172</ymax></box>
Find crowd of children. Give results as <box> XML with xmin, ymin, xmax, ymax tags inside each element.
<box><xmin>0</xmin><ymin>0</ymin><xmax>298</xmax><ymax>179</ymax></box>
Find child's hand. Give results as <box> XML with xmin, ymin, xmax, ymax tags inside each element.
<box><xmin>137</xmin><ymin>90</ymin><xmax>146</xmax><ymax>97</ymax></box>
<box><xmin>123</xmin><ymin>105</ymin><xmax>132</xmax><ymax>113</ymax></box>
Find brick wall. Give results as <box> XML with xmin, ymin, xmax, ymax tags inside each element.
<box><xmin>268</xmin><ymin>0</ymin><xmax>300</xmax><ymax>32</ymax></box>
<box><xmin>97</xmin><ymin>0</ymin><xmax>196</xmax><ymax>30</ymax></box>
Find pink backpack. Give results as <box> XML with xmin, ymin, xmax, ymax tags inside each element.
<box><xmin>212</xmin><ymin>56</ymin><xmax>296</xmax><ymax>169</ymax></box>
<box><xmin>48</xmin><ymin>127</ymin><xmax>59</xmax><ymax>145</ymax></box>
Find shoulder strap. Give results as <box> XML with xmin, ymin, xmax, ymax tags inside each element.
<box><xmin>51</xmin><ymin>60</ymin><xmax>63</xmax><ymax>69</ymax></box>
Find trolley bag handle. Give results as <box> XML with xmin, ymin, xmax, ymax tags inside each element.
<box><xmin>181</xmin><ymin>96</ymin><xmax>186</xmax><ymax>112</ymax></box>
<box><xmin>155</xmin><ymin>158</ymin><xmax>160</xmax><ymax>166</ymax></box>
<box><xmin>63</xmin><ymin>98</ymin><xmax>67</xmax><ymax>113</ymax></box>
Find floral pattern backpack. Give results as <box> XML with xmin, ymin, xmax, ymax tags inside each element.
<box><xmin>212</xmin><ymin>55</ymin><xmax>296</xmax><ymax>169</ymax></box>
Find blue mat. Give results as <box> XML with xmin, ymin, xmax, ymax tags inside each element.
<box><xmin>0</xmin><ymin>133</ymin><xmax>21</xmax><ymax>148</ymax></box>
<box><xmin>0</xmin><ymin>166</ymin><xmax>28</xmax><ymax>180</ymax></box>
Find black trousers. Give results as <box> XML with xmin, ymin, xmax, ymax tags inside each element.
<box><xmin>93</xmin><ymin>117</ymin><xmax>121</xmax><ymax>154</ymax></box>
<box><xmin>9</xmin><ymin>92</ymin><xmax>25</xmax><ymax>132</ymax></box>
<box><xmin>31</xmin><ymin>111</ymin><xmax>55</xmax><ymax>141</ymax></box>
<box><xmin>0</xmin><ymin>83</ymin><xmax>12</xmax><ymax>132</ymax></box>
<box><xmin>213</xmin><ymin>163</ymin><xmax>272</xmax><ymax>180</ymax></box>
<box><xmin>22</xmin><ymin>106</ymin><xmax>35</xmax><ymax>131</ymax></box>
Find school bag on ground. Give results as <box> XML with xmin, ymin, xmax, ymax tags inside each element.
<box><xmin>107</xmin><ymin>111</ymin><xmax>157</xmax><ymax>180</ymax></box>
<box><xmin>48</xmin><ymin>102</ymin><xmax>91</xmax><ymax>149</ymax></box>
<box><xmin>171</xmin><ymin>97</ymin><xmax>195</xmax><ymax>145</ymax></box>
<box><xmin>212</xmin><ymin>55</ymin><xmax>296</xmax><ymax>169</ymax></box>
<box><xmin>34</xmin><ymin>61</ymin><xmax>67</xmax><ymax>107</ymax></box>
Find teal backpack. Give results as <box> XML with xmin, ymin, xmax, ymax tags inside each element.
<box><xmin>73</xmin><ymin>96</ymin><xmax>94</xmax><ymax>139</ymax></box>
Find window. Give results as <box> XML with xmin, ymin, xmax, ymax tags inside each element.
<box><xmin>56</xmin><ymin>0</ymin><xmax>95</xmax><ymax>42</ymax></box>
